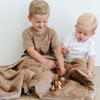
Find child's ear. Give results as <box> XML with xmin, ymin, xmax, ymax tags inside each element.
<box><xmin>75</xmin><ymin>25</ymin><xmax>77</xmax><ymax>30</ymax></box>
<box><xmin>75</xmin><ymin>25</ymin><xmax>77</xmax><ymax>28</ymax></box>
<box><xmin>28</xmin><ymin>15</ymin><xmax>31</xmax><ymax>22</ymax></box>
<box><xmin>91</xmin><ymin>32</ymin><xmax>95</xmax><ymax>36</ymax></box>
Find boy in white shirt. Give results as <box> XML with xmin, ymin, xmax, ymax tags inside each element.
<box><xmin>62</xmin><ymin>13</ymin><xmax>97</xmax><ymax>78</ymax></box>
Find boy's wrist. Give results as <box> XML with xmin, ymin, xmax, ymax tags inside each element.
<box><xmin>42</xmin><ymin>58</ymin><xmax>48</xmax><ymax>65</ymax></box>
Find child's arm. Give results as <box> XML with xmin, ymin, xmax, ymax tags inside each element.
<box><xmin>87</xmin><ymin>55</ymin><xmax>95</xmax><ymax>78</ymax></box>
<box><xmin>27</xmin><ymin>47</ymin><xmax>56</xmax><ymax>69</ymax></box>
<box><xmin>54</xmin><ymin>47</ymin><xmax>66</xmax><ymax>76</ymax></box>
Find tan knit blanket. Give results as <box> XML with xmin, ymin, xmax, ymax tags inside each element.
<box><xmin>0</xmin><ymin>55</ymin><xmax>96</xmax><ymax>100</ymax></box>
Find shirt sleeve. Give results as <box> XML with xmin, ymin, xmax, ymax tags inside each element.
<box><xmin>22</xmin><ymin>30</ymin><xmax>34</xmax><ymax>52</ymax></box>
<box><xmin>50</xmin><ymin>29</ymin><xmax>60</xmax><ymax>51</ymax></box>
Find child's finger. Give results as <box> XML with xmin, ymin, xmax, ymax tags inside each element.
<box><xmin>62</xmin><ymin>46</ymin><xmax>65</xmax><ymax>50</ymax></box>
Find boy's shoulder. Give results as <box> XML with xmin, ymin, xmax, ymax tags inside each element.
<box><xmin>22</xmin><ymin>26</ymin><xmax>33</xmax><ymax>33</ymax></box>
<box><xmin>48</xmin><ymin>27</ymin><xmax>56</xmax><ymax>33</ymax></box>
<box><xmin>22</xmin><ymin>26</ymin><xmax>35</xmax><ymax>37</ymax></box>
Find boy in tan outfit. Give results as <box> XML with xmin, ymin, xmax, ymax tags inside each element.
<box><xmin>22</xmin><ymin>0</ymin><xmax>66</xmax><ymax>76</ymax></box>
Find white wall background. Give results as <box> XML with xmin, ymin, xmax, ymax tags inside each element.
<box><xmin>0</xmin><ymin>0</ymin><xmax>100</xmax><ymax>66</ymax></box>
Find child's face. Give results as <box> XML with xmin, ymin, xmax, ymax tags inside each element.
<box><xmin>28</xmin><ymin>14</ymin><xmax>49</xmax><ymax>34</ymax></box>
<box><xmin>75</xmin><ymin>24</ymin><xmax>95</xmax><ymax>42</ymax></box>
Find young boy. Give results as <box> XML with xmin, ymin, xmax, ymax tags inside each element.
<box><xmin>62</xmin><ymin>13</ymin><xmax>97</xmax><ymax>78</ymax></box>
<box><xmin>22</xmin><ymin>0</ymin><xmax>66</xmax><ymax>76</ymax></box>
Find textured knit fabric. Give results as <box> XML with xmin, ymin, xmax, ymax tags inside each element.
<box><xmin>22</xmin><ymin>26</ymin><xmax>60</xmax><ymax>54</ymax></box>
<box><xmin>0</xmin><ymin>55</ymin><xmax>96</xmax><ymax>100</ymax></box>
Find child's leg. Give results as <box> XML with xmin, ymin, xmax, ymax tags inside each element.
<box><xmin>70</xmin><ymin>58</ymin><xmax>87</xmax><ymax>74</ymax></box>
<box><xmin>64</xmin><ymin>58</ymin><xmax>87</xmax><ymax>77</ymax></box>
<box><xmin>64</xmin><ymin>58</ymin><xmax>94</xmax><ymax>88</ymax></box>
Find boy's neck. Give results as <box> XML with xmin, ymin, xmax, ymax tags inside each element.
<box><xmin>33</xmin><ymin>26</ymin><xmax>48</xmax><ymax>35</ymax></box>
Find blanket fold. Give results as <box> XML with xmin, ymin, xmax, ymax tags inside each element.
<box><xmin>0</xmin><ymin>55</ymin><xmax>96</xmax><ymax>100</ymax></box>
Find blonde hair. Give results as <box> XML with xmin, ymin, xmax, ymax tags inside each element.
<box><xmin>77</xmin><ymin>13</ymin><xmax>97</xmax><ymax>32</ymax></box>
<box><xmin>29</xmin><ymin>0</ymin><xmax>50</xmax><ymax>17</ymax></box>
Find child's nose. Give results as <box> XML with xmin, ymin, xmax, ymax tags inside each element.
<box><xmin>40</xmin><ymin>23</ymin><xmax>43</xmax><ymax>27</ymax></box>
<box><xmin>80</xmin><ymin>33</ymin><xmax>84</xmax><ymax>37</ymax></box>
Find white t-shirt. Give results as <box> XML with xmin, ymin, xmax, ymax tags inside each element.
<box><xmin>63</xmin><ymin>32</ymin><xmax>95</xmax><ymax>60</ymax></box>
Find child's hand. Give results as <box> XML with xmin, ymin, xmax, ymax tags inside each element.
<box><xmin>58</xmin><ymin>67</ymin><xmax>66</xmax><ymax>77</ymax></box>
<box><xmin>61</xmin><ymin>45</ymin><xmax>71</xmax><ymax>54</ymax></box>
<box><xmin>45</xmin><ymin>59</ymin><xmax>56</xmax><ymax>70</ymax></box>
<box><xmin>87</xmin><ymin>71</ymin><xmax>93</xmax><ymax>78</ymax></box>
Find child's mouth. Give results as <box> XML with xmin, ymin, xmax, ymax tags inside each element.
<box><xmin>39</xmin><ymin>27</ymin><xmax>43</xmax><ymax>29</ymax></box>
<box><xmin>79</xmin><ymin>38</ymin><xmax>82</xmax><ymax>40</ymax></box>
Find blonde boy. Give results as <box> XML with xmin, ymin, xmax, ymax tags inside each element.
<box><xmin>62</xmin><ymin>13</ymin><xmax>97</xmax><ymax>78</ymax></box>
<box><xmin>22</xmin><ymin>0</ymin><xmax>66</xmax><ymax>76</ymax></box>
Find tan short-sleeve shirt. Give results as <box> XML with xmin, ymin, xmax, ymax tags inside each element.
<box><xmin>22</xmin><ymin>26</ymin><xmax>60</xmax><ymax>55</ymax></box>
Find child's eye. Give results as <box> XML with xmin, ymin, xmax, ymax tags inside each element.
<box><xmin>78</xmin><ymin>31</ymin><xmax>81</xmax><ymax>34</ymax></box>
<box><xmin>84</xmin><ymin>33</ymin><xmax>87</xmax><ymax>36</ymax></box>
<box><xmin>43</xmin><ymin>21</ymin><xmax>47</xmax><ymax>23</ymax></box>
<box><xmin>36</xmin><ymin>21</ymin><xmax>40</xmax><ymax>23</ymax></box>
